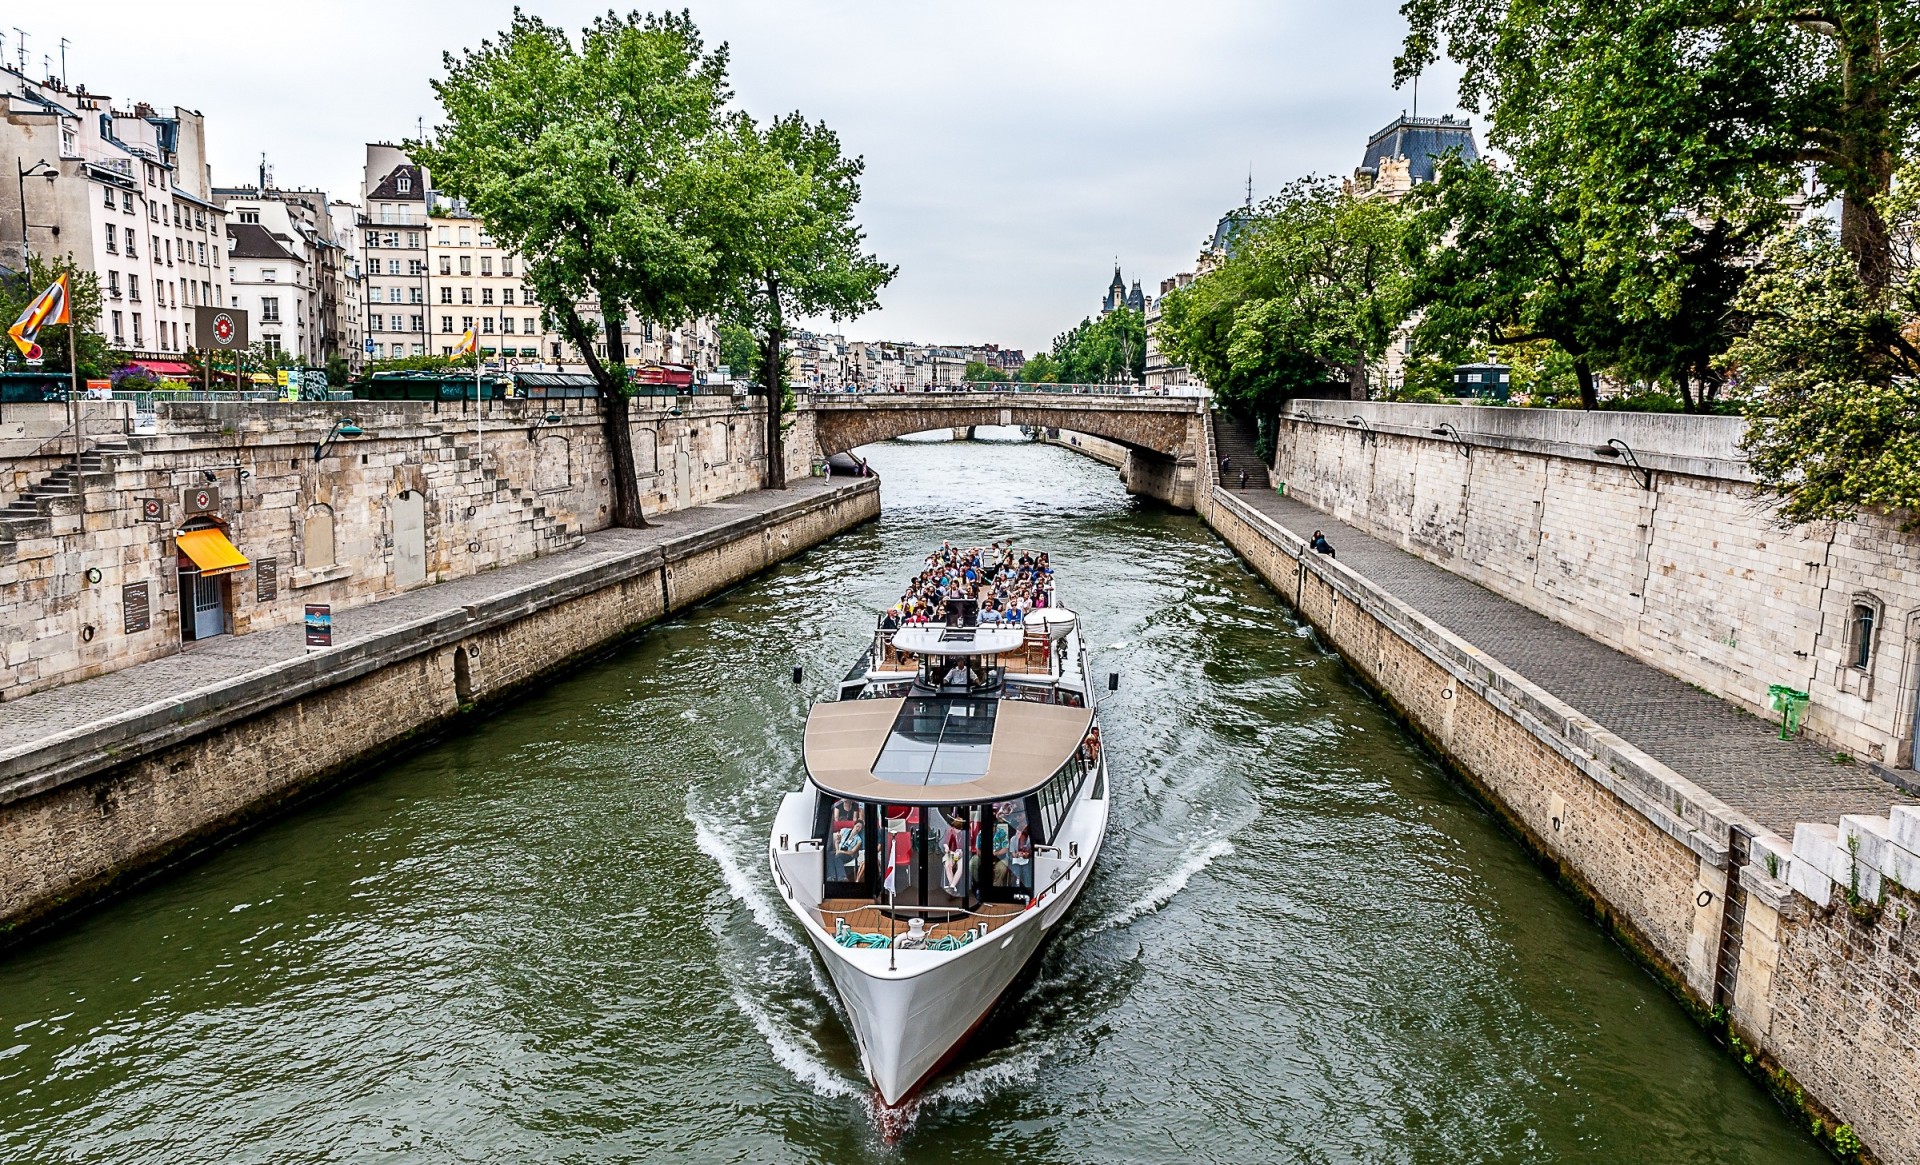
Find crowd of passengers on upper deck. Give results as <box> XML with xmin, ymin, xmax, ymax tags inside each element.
<box><xmin>880</xmin><ymin>541</ymin><xmax>1055</xmax><ymax>629</ymax></box>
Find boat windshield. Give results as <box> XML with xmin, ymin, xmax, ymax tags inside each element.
<box><xmin>869</xmin><ymin>696</ymin><xmax>999</xmax><ymax>786</ymax></box>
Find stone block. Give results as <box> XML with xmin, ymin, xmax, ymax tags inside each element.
<box><xmin>1838</xmin><ymin>814</ymin><xmax>1891</xmax><ymax>902</ymax></box>
<box><xmin>1888</xmin><ymin>804</ymin><xmax>1920</xmax><ymax>854</ymax></box>
<box><xmin>1786</xmin><ymin>843</ymin><xmax>1835</xmax><ymax>907</ymax></box>
<box><xmin>1793</xmin><ymin>823</ymin><xmax>1849</xmax><ymax>888</ymax></box>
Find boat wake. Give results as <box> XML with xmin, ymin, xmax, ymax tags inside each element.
<box><xmin>691</xmin><ymin>807</ymin><xmax>800</xmax><ymax>950</ymax></box>
<box><xmin>1092</xmin><ymin>836</ymin><xmax>1236</xmax><ymax>933</ymax></box>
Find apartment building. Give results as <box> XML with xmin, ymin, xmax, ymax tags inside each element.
<box><xmin>327</xmin><ymin>201</ymin><xmax>366</xmax><ymax>374</ymax></box>
<box><xmin>0</xmin><ymin>67</ymin><xmax>226</xmax><ymax>361</ymax></box>
<box><xmin>1144</xmin><ymin>272</ymin><xmax>1196</xmax><ymax>391</ymax></box>
<box><xmin>360</xmin><ymin>144</ymin><xmax>429</xmax><ymax>360</ymax></box>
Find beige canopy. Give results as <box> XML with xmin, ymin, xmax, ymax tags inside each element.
<box><xmin>804</xmin><ymin>697</ymin><xmax>1094</xmax><ymax>804</ymax></box>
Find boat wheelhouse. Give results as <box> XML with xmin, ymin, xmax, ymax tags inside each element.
<box><xmin>768</xmin><ymin>546</ymin><xmax>1111</xmax><ymax>1105</ymax></box>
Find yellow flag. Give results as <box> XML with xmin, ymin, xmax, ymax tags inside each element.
<box><xmin>455</xmin><ymin>328</ymin><xmax>477</xmax><ymax>355</ymax></box>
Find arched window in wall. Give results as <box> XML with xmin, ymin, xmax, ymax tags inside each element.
<box><xmin>304</xmin><ymin>504</ymin><xmax>336</xmax><ymax>570</ymax></box>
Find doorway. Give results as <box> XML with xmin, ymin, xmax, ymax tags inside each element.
<box><xmin>178</xmin><ymin>567</ymin><xmax>228</xmax><ymax>641</ymax></box>
<box><xmin>392</xmin><ymin>490</ymin><xmax>426</xmax><ymax>587</ymax></box>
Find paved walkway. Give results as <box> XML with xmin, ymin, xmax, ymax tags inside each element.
<box><xmin>0</xmin><ymin>478</ymin><xmax>860</xmax><ymax>760</ymax></box>
<box><xmin>1234</xmin><ymin>489</ymin><xmax>1901</xmax><ymax>835</ymax></box>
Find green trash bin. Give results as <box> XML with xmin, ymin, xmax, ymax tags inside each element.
<box><xmin>1767</xmin><ymin>684</ymin><xmax>1810</xmax><ymax>740</ymax></box>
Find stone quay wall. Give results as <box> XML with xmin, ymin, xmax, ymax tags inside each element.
<box><xmin>0</xmin><ymin>477</ymin><xmax>878</xmax><ymax>944</ymax></box>
<box><xmin>1</xmin><ymin>397</ymin><xmax>812</xmax><ymax>702</ymax></box>
<box><xmin>1038</xmin><ymin>429</ymin><xmax>1128</xmax><ymax>469</ymax></box>
<box><xmin>1270</xmin><ymin>400</ymin><xmax>1920</xmax><ymax>773</ymax></box>
<box><xmin>1208</xmin><ymin>416</ymin><xmax>1920</xmax><ymax>1161</ymax></box>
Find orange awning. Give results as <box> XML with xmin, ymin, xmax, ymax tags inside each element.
<box><xmin>177</xmin><ymin>528</ymin><xmax>250</xmax><ymax>577</ymax></box>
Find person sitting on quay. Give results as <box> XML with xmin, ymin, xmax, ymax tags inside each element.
<box><xmin>1311</xmin><ymin>530</ymin><xmax>1336</xmax><ymax>557</ymax></box>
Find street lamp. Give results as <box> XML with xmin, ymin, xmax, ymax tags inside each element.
<box><xmin>1594</xmin><ymin>438</ymin><xmax>1654</xmax><ymax>490</ymax></box>
<box><xmin>1429</xmin><ymin>421</ymin><xmax>1471</xmax><ymax>457</ymax></box>
<box><xmin>16</xmin><ymin>158</ymin><xmax>55</xmax><ymax>266</ymax></box>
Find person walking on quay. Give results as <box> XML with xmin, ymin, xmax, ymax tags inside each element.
<box><xmin>1311</xmin><ymin>530</ymin><xmax>1336</xmax><ymax>557</ymax></box>
<box><xmin>1238</xmin><ymin>469</ymin><xmax>1248</xmax><ymax>490</ymax></box>
<box><xmin>1221</xmin><ymin>454</ymin><xmax>1232</xmax><ymax>477</ymax></box>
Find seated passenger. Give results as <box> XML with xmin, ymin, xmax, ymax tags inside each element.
<box><xmin>943</xmin><ymin>660</ymin><xmax>969</xmax><ymax>686</ymax></box>
<box><xmin>1010</xmin><ymin>826</ymin><xmax>1033</xmax><ymax>892</ymax></box>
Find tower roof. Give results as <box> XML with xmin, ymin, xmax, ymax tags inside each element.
<box><xmin>1356</xmin><ymin>114</ymin><xmax>1480</xmax><ymax>185</ymax></box>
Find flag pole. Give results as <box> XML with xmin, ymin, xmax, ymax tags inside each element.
<box><xmin>66</xmin><ymin>318</ymin><xmax>79</xmax><ymax>477</ymax></box>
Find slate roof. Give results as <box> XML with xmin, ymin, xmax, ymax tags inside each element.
<box><xmin>368</xmin><ymin>163</ymin><xmax>425</xmax><ymax>201</ymax></box>
<box><xmin>225</xmin><ymin>222</ymin><xmax>298</xmax><ymax>261</ymax></box>
<box><xmin>1356</xmin><ymin>114</ymin><xmax>1480</xmax><ymax>184</ymax></box>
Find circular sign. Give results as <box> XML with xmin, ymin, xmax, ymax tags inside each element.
<box><xmin>192</xmin><ymin>488</ymin><xmax>213</xmax><ymax>510</ymax></box>
<box><xmin>212</xmin><ymin>312</ymin><xmax>236</xmax><ymax>346</ymax></box>
<box><xmin>141</xmin><ymin>497</ymin><xmax>162</xmax><ymax>520</ymax></box>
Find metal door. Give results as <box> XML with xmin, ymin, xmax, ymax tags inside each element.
<box><xmin>181</xmin><ymin>569</ymin><xmax>227</xmax><ymax>640</ymax></box>
<box><xmin>392</xmin><ymin>490</ymin><xmax>426</xmax><ymax>587</ymax></box>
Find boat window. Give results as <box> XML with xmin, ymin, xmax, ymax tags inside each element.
<box><xmin>870</xmin><ymin>696</ymin><xmax>999</xmax><ymax>787</ymax></box>
<box><xmin>984</xmin><ymin>799</ymin><xmax>1034</xmax><ymax>900</ymax></box>
<box><xmin>927</xmin><ymin>805</ymin><xmax>971</xmax><ymax>910</ymax></box>
<box><xmin>880</xmin><ymin>805</ymin><xmax>922</xmax><ymax>902</ymax></box>
<box><xmin>820</xmin><ymin>796</ymin><xmax>872</xmax><ymax>896</ymax></box>
<box><xmin>1056</xmin><ymin>689</ymin><xmax>1085</xmax><ymax>708</ymax></box>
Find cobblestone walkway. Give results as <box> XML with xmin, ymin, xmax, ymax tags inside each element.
<box><xmin>0</xmin><ymin>479</ymin><xmax>856</xmax><ymax>758</ymax></box>
<box><xmin>1236</xmin><ymin>489</ymin><xmax>1901</xmax><ymax>835</ymax></box>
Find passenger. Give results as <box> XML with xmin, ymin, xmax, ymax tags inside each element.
<box><xmin>943</xmin><ymin>660</ymin><xmax>969</xmax><ymax>686</ymax></box>
<box><xmin>832</xmin><ymin>802</ymin><xmax>866</xmax><ymax>883</ymax></box>
<box><xmin>990</xmin><ymin>811</ymin><xmax>1013</xmax><ymax>886</ymax></box>
<box><xmin>881</xmin><ymin>608</ymin><xmax>900</xmax><ymax>630</ymax></box>
<box><xmin>941</xmin><ymin>819</ymin><xmax>966</xmax><ymax>895</ymax></box>
<box><xmin>1010</xmin><ymin>825</ymin><xmax>1033</xmax><ymax>892</ymax></box>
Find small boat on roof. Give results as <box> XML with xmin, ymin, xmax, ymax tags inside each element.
<box><xmin>767</xmin><ymin>545</ymin><xmax>1111</xmax><ymax>1105</ymax></box>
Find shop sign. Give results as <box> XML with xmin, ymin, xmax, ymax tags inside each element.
<box><xmin>123</xmin><ymin>581</ymin><xmax>150</xmax><ymax>634</ymax></box>
<box><xmin>256</xmin><ymin>557</ymin><xmax>278</xmax><ymax>603</ymax></box>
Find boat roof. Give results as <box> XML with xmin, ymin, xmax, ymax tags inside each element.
<box><xmin>804</xmin><ymin>696</ymin><xmax>1093</xmax><ymax>804</ymax></box>
<box><xmin>889</xmin><ymin>624</ymin><xmax>1027</xmax><ymax>657</ymax></box>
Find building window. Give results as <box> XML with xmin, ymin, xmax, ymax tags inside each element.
<box><xmin>480</xmin><ymin>256</ymin><xmax>493</xmax><ymax>276</ymax></box>
<box><xmin>103</xmin><ymin>185</ymin><xmax>115</xmax><ymax>209</ymax></box>
<box><xmin>460</xmin><ymin>288</ymin><xmax>473</xmax><ymax>305</ymax></box>
<box><xmin>410</xmin><ymin>314</ymin><xmax>423</xmax><ymax>332</ymax></box>
<box><xmin>387</xmin><ymin>259</ymin><xmax>400</xmax><ymax>275</ymax></box>
<box><xmin>111</xmin><ymin>311</ymin><xmax>124</xmax><ymax>342</ymax></box>
<box><xmin>60</xmin><ymin>124</ymin><xmax>75</xmax><ymax>156</ymax></box>
<box><xmin>369</xmin><ymin>285</ymin><xmax>382</xmax><ymax>303</ymax></box>
<box><xmin>261</xmin><ymin>297</ymin><xmax>280</xmax><ymax>322</ymax></box>
<box><xmin>502</xmin><ymin>317</ymin><xmax>516</xmax><ymax>334</ymax></box>
<box><xmin>438</xmin><ymin>255</ymin><xmax>451</xmax><ymax>275</ymax></box>
<box><xmin>107</xmin><ymin>270</ymin><xmax>120</xmax><ymax>296</ymax></box>
<box><xmin>238</xmin><ymin>210</ymin><xmax>260</xmax><ymax>224</ymax></box>
<box><xmin>524</xmin><ymin>288</ymin><xmax>537</xmax><ymax>306</ymax></box>
<box><xmin>409</xmin><ymin>287</ymin><xmax>423</xmax><ymax>304</ymax></box>
<box><xmin>502</xmin><ymin>288</ymin><xmax>515</xmax><ymax>305</ymax></box>
<box><xmin>131</xmin><ymin>314</ymin><xmax>143</xmax><ymax>346</ymax></box>
<box><xmin>440</xmin><ymin>287</ymin><xmax>452</xmax><ymax>304</ymax></box>
<box><xmin>461</xmin><ymin>316</ymin><xmax>474</xmax><ymax>331</ymax></box>
<box><xmin>397</xmin><ymin>175</ymin><xmax>411</xmax><ymax>193</ymax></box>
<box><xmin>105</xmin><ymin>225</ymin><xmax>118</xmax><ymax>254</ymax></box>
<box><xmin>458</xmin><ymin>256</ymin><xmax>471</xmax><ymax>276</ymax></box>
<box><xmin>441</xmin><ymin>316</ymin><xmax>453</xmax><ymax>334</ymax></box>
<box><xmin>1850</xmin><ymin>598</ymin><xmax>1881</xmax><ymax>671</ymax></box>
<box><xmin>261</xmin><ymin>268</ymin><xmax>276</xmax><ymax>283</ymax></box>
<box><xmin>481</xmin><ymin>288</ymin><xmax>494</xmax><ymax>306</ymax></box>
<box><xmin>481</xmin><ymin>317</ymin><xmax>494</xmax><ymax>334</ymax></box>
<box><xmin>128</xmin><ymin>275</ymin><xmax>141</xmax><ymax>302</ymax></box>
<box><xmin>458</xmin><ymin>226</ymin><xmax>472</xmax><ymax>246</ymax></box>
<box><xmin>122</xmin><ymin>192</ymin><xmax>134</xmax><ymax>213</ymax></box>
<box><xmin>501</xmin><ymin>256</ymin><xmax>513</xmax><ymax>276</ymax></box>
<box><xmin>149</xmin><ymin>202</ymin><xmax>159</xmax><ymax>221</ymax></box>
<box><xmin>263</xmin><ymin>334</ymin><xmax>281</xmax><ymax>356</ymax></box>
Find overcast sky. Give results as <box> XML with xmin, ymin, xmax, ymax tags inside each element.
<box><xmin>49</xmin><ymin>1</ymin><xmax>1463</xmax><ymax>355</ymax></box>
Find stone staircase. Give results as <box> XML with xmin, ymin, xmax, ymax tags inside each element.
<box><xmin>1213</xmin><ymin>417</ymin><xmax>1270</xmax><ymax>491</ymax></box>
<box><xmin>448</xmin><ymin>443</ymin><xmax>585</xmax><ymax>556</ymax></box>
<box><xmin>0</xmin><ymin>442</ymin><xmax>133</xmax><ymax>563</ymax></box>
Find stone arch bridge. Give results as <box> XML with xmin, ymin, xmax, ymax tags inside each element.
<box><xmin>801</xmin><ymin>392</ymin><xmax>1207</xmax><ymax>508</ymax></box>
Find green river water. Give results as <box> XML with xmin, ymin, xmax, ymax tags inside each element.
<box><xmin>0</xmin><ymin>435</ymin><xmax>1827</xmax><ymax>1163</ymax></box>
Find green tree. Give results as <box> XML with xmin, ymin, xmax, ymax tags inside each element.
<box><xmin>718</xmin><ymin>322</ymin><xmax>758</xmax><ymax>381</ymax></box>
<box><xmin>1016</xmin><ymin>352</ymin><xmax>1061</xmax><ymax>383</ymax></box>
<box><xmin>1723</xmin><ymin>198</ymin><xmax>1920</xmax><ymax>523</ymax></box>
<box><xmin>1399</xmin><ymin>0</ymin><xmax>1915</xmax><ymax>289</ymax></box>
<box><xmin>0</xmin><ymin>255</ymin><xmax>113</xmax><ymax>380</ymax></box>
<box><xmin>1048</xmin><ymin>308</ymin><xmax>1146</xmax><ymax>384</ymax></box>
<box><xmin>692</xmin><ymin>111</ymin><xmax>894</xmax><ymax>488</ymax></box>
<box><xmin>414</xmin><ymin>10</ymin><xmax>731</xmax><ymax>526</ymax></box>
<box><xmin>1158</xmin><ymin>178</ymin><xmax>1408</xmax><ymax>415</ymax></box>
<box><xmin>1402</xmin><ymin>160</ymin><xmax>1623</xmax><ymax>409</ymax></box>
<box><xmin>963</xmin><ymin>359</ymin><xmax>1009</xmax><ymax>383</ymax></box>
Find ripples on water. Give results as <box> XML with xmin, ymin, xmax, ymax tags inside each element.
<box><xmin>0</xmin><ymin>433</ymin><xmax>1825</xmax><ymax>1163</ymax></box>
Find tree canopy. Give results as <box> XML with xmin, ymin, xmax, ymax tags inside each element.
<box><xmin>1157</xmin><ymin>178</ymin><xmax>1407</xmax><ymax>415</ymax></box>
<box><xmin>413</xmin><ymin>9</ymin><xmax>732</xmax><ymax>526</ymax></box>
<box><xmin>689</xmin><ymin>110</ymin><xmax>894</xmax><ymax>487</ymax></box>
<box><xmin>1044</xmin><ymin>308</ymin><xmax>1146</xmax><ymax>385</ymax></box>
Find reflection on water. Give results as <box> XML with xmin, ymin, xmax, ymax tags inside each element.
<box><xmin>0</xmin><ymin>433</ymin><xmax>1824</xmax><ymax>1163</ymax></box>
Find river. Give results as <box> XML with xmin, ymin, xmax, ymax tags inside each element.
<box><xmin>0</xmin><ymin>434</ymin><xmax>1825</xmax><ymax>1163</ymax></box>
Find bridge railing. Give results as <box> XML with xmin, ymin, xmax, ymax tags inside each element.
<box><xmin>805</xmin><ymin>382</ymin><xmax>1208</xmax><ymax>398</ymax></box>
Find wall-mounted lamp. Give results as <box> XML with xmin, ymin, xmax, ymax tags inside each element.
<box><xmin>1594</xmin><ymin>438</ymin><xmax>1654</xmax><ymax>490</ymax></box>
<box><xmin>1430</xmin><ymin>422</ymin><xmax>1471</xmax><ymax>457</ymax></box>
<box><xmin>314</xmin><ymin>417</ymin><xmax>363</xmax><ymax>460</ymax></box>
<box><xmin>1346</xmin><ymin>415</ymin><xmax>1377</xmax><ymax>445</ymax></box>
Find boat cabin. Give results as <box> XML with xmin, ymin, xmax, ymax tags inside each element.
<box><xmin>803</xmin><ymin>694</ymin><xmax>1102</xmax><ymax>915</ymax></box>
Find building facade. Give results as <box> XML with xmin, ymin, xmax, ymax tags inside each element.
<box><xmin>1144</xmin><ymin>272</ymin><xmax>1197</xmax><ymax>392</ymax></box>
<box><xmin>0</xmin><ymin>68</ymin><xmax>227</xmax><ymax>363</ymax></box>
<box><xmin>360</xmin><ymin>144</ymin><xmax>429</xmax><ymax>361</ymax></box>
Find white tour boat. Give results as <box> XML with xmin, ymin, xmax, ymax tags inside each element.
<box><xmin>767</xmin><ymin>550</ymin><xmax>1111</xmax><ymax>1105</ymax></box>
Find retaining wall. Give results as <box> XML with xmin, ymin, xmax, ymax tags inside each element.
<box><xmin>0</xmin><ymin>478</ymin><xmax>878</xmax><ymax>944</ymax></box>
<box><xmin>1200</xmin><ymin>420</ymin><xmax>1920</xmax><ymax>1162</ymax></box>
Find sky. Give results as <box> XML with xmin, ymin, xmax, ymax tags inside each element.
<box><xmin>44</xmin><ymin>1</ymin><xmax>1465</xmax><ymax>356</ymax></box>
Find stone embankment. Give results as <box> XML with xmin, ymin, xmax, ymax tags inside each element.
<box><xmin>1036</xmin><ymin>429</ymin><xmax>1127</xmax><ymax>469</ymax></box>
<box><xmin>1201</xmin><ymin>407</ymin><xmax>1918</xmax><ymax>1162</ymax></box>
<box><xmin>0</xmin><ymin>476</ymin><xmax>877</xmax><ymax>946</ymax></box>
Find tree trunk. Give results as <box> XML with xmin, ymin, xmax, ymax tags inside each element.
<box><xmin>1840</xmin><ymin>181</ymin><xmax>1894</xmax><ymax>294</ymax></box>
<box><xmin>561</xmin><ymin>301</ymin><xmax>647</xmax><ymax>528</ymax></box>
<box><xmin>1348</xmin><ymin>359</ymin><xmax>1368</xmax><ymax>401</ymax></box>
<box><xmin>1676</xmin><ymin>366</ymin><xmax>1697</xmax><ymax>414</ymax></box>
<box><xmin>762</xmin><ymin>288</ymin><xmax>787</xmax><ymax>490</ymax></box>
<box><xmin>1573</xmin><ymin>359</ymin><xmax>1598</xmax><ymax>410</ymax></box>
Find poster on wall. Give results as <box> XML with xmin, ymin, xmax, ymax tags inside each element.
<box><xmin>123</xmin><ymin>582</ymin><xmax>150</xmax><ymax>635</ymax></box>
<box><xmin>304</xmin><ymin>603</ymin><xmax>332</xmax><ymax>649</ymax></box>
<box><xmin>256</xmin><ymin>557</ymin><xmax>278</xmax><ymax>603</ymax></box>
